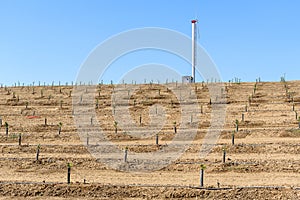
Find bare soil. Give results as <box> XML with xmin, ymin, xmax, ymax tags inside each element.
<box><xmin>0</xmin><ymin>81</ymin><xmax>299</xmax><ymax>199</ymax></box>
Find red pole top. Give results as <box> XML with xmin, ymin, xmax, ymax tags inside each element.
<box><xmin>191</xmin><ymin>19</ymin><xmax>197</xmax><ymax>23</ymax></box>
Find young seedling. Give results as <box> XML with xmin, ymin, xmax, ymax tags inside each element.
<box><xmin>124</xmin><ymin>147</ymin><xmax>128</xmax><ymax>162</ymax></box>
<box><xmin>58</xmin><ymin>122</ymin><xmax>62</xmax><ymax>135</ymax></box>
<box><xmin>235</xmin><ymin>119</ymin><xmax>239</xmax><ymax>132</ymax></box>
<box><xmin>40</xmin><ymin>89</ymin><xmax>44</xmax><ymax>98</ymax></box>
<box><xmin>292</xmin><ymin>103</ymin><xmax>295</xmax><ymax>111</ymax></box>
<box><xmin>90</xmin><ymin>117</ymin><xmax>93</xmax><ymax>125</ymax></box>
<box><xmin>298</xmin><ymin>117</ymin><xmax>300</xmax><ymax>129</ymax></box>
<box><xmin>114</xmin><ymin>121</ymin><xmax>118</xmax><ymax>134</ymax></box>
<box><xmin>67</xmin><ymin>163</ymin><xmax>72</xmax><ymax>184</ymax></box>
<box><xmin>155</xmin><ymin>134</ymin><xmax>159</xmax><ymax>146</ymax></box>
<box><xmin>25</xmin><ymin>102</ymin><xmax>29</xmax><ymax>109</ymax></box>
<box><xmin>200</xmin><ymin>164</ymin><xmax>206</xmax><ymax>187</ymax></box>
<box><xmin>113</xmin><ymin>104</ymin><xmax>116</xmax><ymax>115</ymax></box>
<box><xmin>173</xmin><ymin>121</ymin><xmax>177</xmax><ymax>133</ymax></box>
<box><xmin>231</xmin><ymin>131</ymin><xmax>235</xmax><ymax>145</ymax></box>
<box><xmin>36</xmin><ymin>144</ymin><xmax>40</xmax><ymax>161</ymax></box>
<box><xmin>18</xmin><ymin>133</ymin><xmax>22</xmax><ymax>146</ymax></box>
<box><xmin>44</xmin><ymin>118</ymin><xmax>47</xmax><ymax>126</ymax></box>
<box><xmin>242</xmin><ymin>113</ymin><xmax>245</xmax><ymax>122</ymax></box>
<box><xmin>95</xmin><ymin>99</ymin><xmax>99</xmax><ymax>109</ymax></box>
<box><xmin>60</xmin><ymin>100</ymin><xmax>63</xmax><ymax>109</ymax></box>
<box><xmin>0</xmin><ymin>118</ymin><xmax>2</xmax><ymax>126</ymax></box>
<box><xmin>5</xmin><ymin>122</ymin><xmax>8</xmax><ymax>137</ymax></box>
<box><xmin>86</xmin><ymin>134</ymin><xmax>89</xmax><ymax>146</ymax></box>
<box><xmin>222</xmin><ymin>147</ymin><xmax>226</xmax><ymax>163</ymax></box>
<box><xmin>139</xmin><ymin>115</ymin><xmax>142</xmax><ymax>126</ymax></box>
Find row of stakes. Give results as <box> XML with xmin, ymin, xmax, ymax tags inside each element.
<box><xmin>1</xmin><ymin>119</ymin><xmax>299</xmax><ymax>187</ymax></box>
<box><xmin>1</xmin><ymin>80</ymin><xmax>298</xmax><ymax>186</ymax></box>
<box><xmin>75</xmin><ymin>116</ymin><xmax>300</xmax><ymax>186</ymax></box>
<box><xmin>1</xmin><ymin>128</ymin><xmax>298</xmax><ymax>187</ymax></box>
<box><xmin>55</xmin><ymin>82</ymin><xmax>300</xmax><ymax>185</ymax></box>
<box><xmin>0</xmin><ymin>118</ymin><xmax>63</xmax><ymax>135</ymax></box>
<box><xmin>0</xmin><ymin>119</ymin><xmax>299</xmax><ymax>186</ymax></box>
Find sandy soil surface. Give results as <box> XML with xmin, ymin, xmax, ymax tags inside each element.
<box><xmin>0</xmin><ymin>81</ymin><xmax>299</xmax><ymax>199</ymax></box>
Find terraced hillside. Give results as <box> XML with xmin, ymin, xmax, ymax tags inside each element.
<box><xmin>0</xmin><ymin>81</ymin><xmax>299</xmax><ymax>199</ymax></box>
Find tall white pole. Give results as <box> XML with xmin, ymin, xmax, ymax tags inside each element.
<box><xmin>191</xmin><ymin>20</ymin><xmax>197</xmax><ymax>83</ymax></box>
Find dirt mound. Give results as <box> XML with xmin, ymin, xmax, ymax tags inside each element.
<box><xmin>0</xmin><ymin>183</ymin><xmax>299</xmax><ymax>199</ymax></box>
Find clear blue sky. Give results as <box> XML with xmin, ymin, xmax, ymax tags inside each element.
<box><xmin>0</xmin><ymin>0</ymin><xmax>299</xmax><ymax>85</ymax></box>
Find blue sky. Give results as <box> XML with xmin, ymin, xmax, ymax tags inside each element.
<box><xmin>0</xmin><ymin>0</ymin><xmax>299</xmax><ymax>85</ymax></box>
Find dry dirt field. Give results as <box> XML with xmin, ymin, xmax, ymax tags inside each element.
<box><xmin>0</xmin><ymin>81</ymin><xmax>299</xmax><ymax>199</ymax></box>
